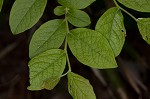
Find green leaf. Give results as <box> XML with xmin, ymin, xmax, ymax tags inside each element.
<box><xmin>67</xmin><ymin>72</ymin><xmax>96</xmax><ymax>99</ymax></box>
<box><xmin>29</xmin><ymin>19</ymin><xmax>67</xmax><ymax>58</ymax></box>
<box><xmin>117</xmin><ymin>0</ymin><xmax>150</xmax><ymax>12</ymax></box>
<box><xmin>68</xmin><ymin>28</ymin><xmax>117</xmax><ymax>69</ymax></box>
<box><xmin>137</xmin><ymin>18</ymin><xmax>150</xmax><ymax>44</ymax></box>
<box><xmin>67</xmin><ymin>9</ymin><xmax>91</xmax><ymax>27</ymax></box>
<box><xmin>58</xmin><ymin>0</ymin><xmax>95</xmax><ymax>9</ymax></box>
<box><xmin>9</xmin><ymin>0</ymin><xmax>47</xmax><ymax>34</ymax></box>
<box><xmin>95</xmin><ymin>7</ymin><xmax>125</xmax><ymax>57</ymax></box>
<box><xmin>41</xmin><ymin>77</ymin><xmax>60</xmax><ymax>90</ymax></box>
<box><xmin>28</xmin><ymin>49</ymin><xmax>66</xmax><ymax>90</ymax></box>
<box><xmin>0</xmin><ymin>0</ymin><xmax>3</xmax><ymax>12</ymax></box>
<box><xmin>54</xmin><ymin>6</ymin><xmax>65</xmax><ymax>16</ymax></box>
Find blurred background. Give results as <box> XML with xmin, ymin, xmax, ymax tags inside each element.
<box><xmin>0</xmin><ymin>0</ymin><xmax>150</xmax><ymax>99</ymax></box>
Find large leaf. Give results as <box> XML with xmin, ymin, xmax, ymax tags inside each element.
<box><xmin>67</xmin><ymin>9</ymin><xmax>91</xmax><ymax>27</ymax></box>
<box><xmin>29</xmin><ymin>19</ymin><xmax>66</xmax><ymax>58</ymax></box>
<box><xmin>58</xmin><ymin>0</ymin><xmax>95</xmax><ymax>9</ymax></box>
<box><xmin>68</xmin><ymin>72</ymin><xmax>96</xmax><ymax>99</ymax></box>
<box><xmin>9</xmin><ymin>0</ymin><xmax>47</xmax><ymax>34</ymax></box>
<box><xmin>95</xmin><ymin>7</ymin><xmax>125</xmax><ymax>57</ymax></box>
<box><xmin>68</xmin><ymin>28</ymin><xmax>117</xmax><ymax>69</ymax></box>
<box><xmin>0</xmin><ymin>0</ymin><xmax>3</xmax><ymax>12</ymax></box>
<box><xmin>117</xmin><ymin>0</ymin><xmax>150</xmax><ymax>12</ymax></box>
<box><xmin>28</xmin><ymin>49</ymin><xmax>66</xmax><ymax>90</ymax></box>
<box><xmin>137</xmin><ymin>18</ymin><xmax>150</xmax><ymax>44</ymax></box>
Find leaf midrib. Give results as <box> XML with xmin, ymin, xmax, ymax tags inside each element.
<box><xmin>68</xmin><ymin>10</ymin><xmax>89</xmax><ymax>24</ymax></box>
<box><xmin>30</xmin><ymin>52</ymin><xmax>65</xmax><ymax>82</ymax></box>
<box><xmin>31</xmin><ymin>20</ymin><xmax>65</xmax><ymax>57</ymax></box>
<box><xmin>14</xmin><ymin>0</ymin><xmax>43</xmax><ymax>33</ymax></box>
<box><xmin>69</xmin><ymin>32</ymin><xmax>115</xmax><ymax>66</ymax></box>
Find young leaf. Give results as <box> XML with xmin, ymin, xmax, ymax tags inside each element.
<box><xmin>9</xmin><ymin>0</ymin><xmax>47</xmax><ymax>34</ymax></box>
<box><xmin>68</xmin><ymin>28</ymin><xmax>117</xmax><ymax>69</ymax></box>
<box><xmin>0</xmin><ymin>0</ymin><xmax>3</xmax><ymax>12</ymax></box>
<box><xmin>67</xmin><ymin>72</ymin><xmax>96</xmax><ymax>99</ymax></box>
<box><xmin>95</xmin><ymin>7</ymin><xmax>125</xmax><ymax>57</ymax></box>
<box><xmin>58</xmin><ymin>0</ymin><xmax>95</xmax><ymax>9</ymax></box>
<box><xmin>137</xmin><ymin>18</ymin><xmax>150</xmax><ymax>44</ymax></box>
<box><xmin>29</xmin><ymin>19</ymin><xmax>66</xmax><ymax>58</ymax></box>
<box><xmin>54</xmin><ymin>6</ymin><xmax>65</xmax><ymax>16</ymax></box>
<box><xmin>67</xmin><ymin>9</ymin><xmax>91</xmax><ymax>27</ymax></box>
<box><xmin>28</xmin><ymin>49</ymin><xmax>66</xmax><ymax>90</ymax></box>
<box><xmin>117</xmin><ymin>0</ymin><xmax>150</xmax><ymax>12</ymax></box>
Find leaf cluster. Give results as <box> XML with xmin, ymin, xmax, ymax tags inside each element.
<box><xmin>3</xmin><ymin>0</ymin><xmax>150</xmax><ymax>98</ymax></box>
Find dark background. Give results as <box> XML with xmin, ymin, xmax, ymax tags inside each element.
<box><xmin>0</xmin><ymin>0</ymin><xmax>150</xmax><ymax>99</ymax></box>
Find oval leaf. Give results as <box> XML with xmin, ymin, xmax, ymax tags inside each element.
<box><xmin>54</xmin><ymin>6</ymin><xmax>65</xmax><ymax>16</ymax></box>
<box><xmin>68</xmin><ymin>72</ymin><xmax>96</xmax><ymax>99</ymax></box>
<box><xmin>118</xmin><ymin>0</ymin><xmax>150</xmax><ymax>12</ymax></box>
<box><xmin>0</xmin><ymin>0</ymin><xmax>3</xmax><ymax>12</ymax></box>
<box><xmin>28</xmin><ymin>49</ymin><xmax>66</xmax><ymax>90</ymax></box>
<box><xmin>29</xmin><ymin>19</ymin><xmax>66</xmax><ymax>58</ymax></box>
<box><xmin>137</xmin><ymin>18</ymin><xmax>150</xmax><ymax>44</ymax></box>
<box><xmin>95</xmin><ymin>7</ymin><xmax>125</xmax><ymax>57</ymax></box>
<box><xmin>58</xmin><ymin>0</ymin><xmax>95</xmax><ymax>9</ymax></box>
<box><xmin>68</xmin><ymin>28</ymin><xmax>117</xmax><ymax>69</ymax></box>
<box><xmin>9</xmin><ymin>0</ymin><xmax>47</xmax><ymax>34</ymax></box>
<box><xmin>67</xmin><ymin>9</ymin><xmax>91</xmax><ymax>27</ymax></box>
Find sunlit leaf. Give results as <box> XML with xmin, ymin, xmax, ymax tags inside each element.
<box><xmin>137</xmin><ymin>18</ymin><xmax>150</xmax><ymax>44</ymax></box>
<box><xmin>28</xmin><ymin>49</ymin><xmax>66</xmax><ymax>90</ymax></box>
<box><xmin>54</xmin><ymin>6</ymin><xmax>65</xmax><ymax>16</ymax></box>
<box><xmin>95</xmin><ymin>7</ymin><xmax>125</xmax><ymax>56</ymax></box>
<box><xmin>29</xmin><ymin>19</ymin><xmax>66</xmax><ymax>58</ymax></box>
<box><xmin>68</xmin><ymin>28</ymin><xmax>117</xmax><ymax>69</ymax></box>
<box><xmin>118</xmin><ymin>0</ymin><xmax>150</xmax><ymax>12</ymax></box>
<box><xmin>58</xmin><ymin>0</ymin><xmax>95</xmax><ymax>9</ymax></box>
<box><xmin>9</xmin><ymin>0</ymin><xmax>47</xmax><ymax>34</ymax></box>
<box><xmin>68</xmin><ymin>72</ymin><xmax>96</xmax><ymax>99</ymax></box>
<box><xmin>67</xmin><ymin>9</ymin><xmax>91</xmax><ymax>27</ymax></box>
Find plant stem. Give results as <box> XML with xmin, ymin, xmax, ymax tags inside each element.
<box><xmin>64</xmin><ymin>37</ymin><xmax>71</xmax><ymax>72</ymax></box>
<box><xmin>64</xmin><ymin>8</ymin><xmax>71</xmax><ymax>72</ymax></box>
<box><xmin>113</xmin><ymin>0</ymin><xmax>137</xmax><ymax>22</ymax></box>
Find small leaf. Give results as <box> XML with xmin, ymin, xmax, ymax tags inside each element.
<box><xmin>117</xmin><ymin>0</ymin><xmax>150</xmax><ymax>12</ymax></box>
<box><xmin>95</xmin><ymin>7</ymin><xmax>125</xmax><ymax>57</ymax></box>
<box><xmin>67</xmin><ymin>9</ymin><xmax>91</xmax><ymax>27</ymax></box>
<box><xmin>0</xmin><ymin>0</ymin><xmax>3</xmax><ymax>12</ymax></box>
<box><xmin>28</xmin><ymin>49</ymin><xmax>66</xmax><ymax>90</ymax></box>
<box><xmin>58</xmin><ymin>0</ymin><xmax>95</xmax><ymax>9</ymax></box>
<box><xmin>68</xmin><ymin>72</ymin><xmax>96</xmax><ymax>99</ymax></box>
<box><xmin>54</xmin><ymin>6</ymin><xmax>65</xmax><ymax>16</ymax></box>
<box><xmin>9</xmin><ymin>0</ymin><xmax>47</xmax><ymax>34</ymax></box>
<box><xmin>137</xmin><ymin>18</ymin><xmax>150</xmax><ymax>44</ymax></box>
<box><xmin>68</xmin><ymin>28</ymin><xmax>117</xmax><ymax>69</ymax></box>
<box><xmin>29</xmin><ymin>19</ymin><xmax>66</xmax><ymax>58</ymax></box>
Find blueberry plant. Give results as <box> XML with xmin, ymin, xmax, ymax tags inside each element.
<box><xmin>1</xmin><ymin>0</ymin><xmax>150</xmax><ymax>98</ymax></box>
